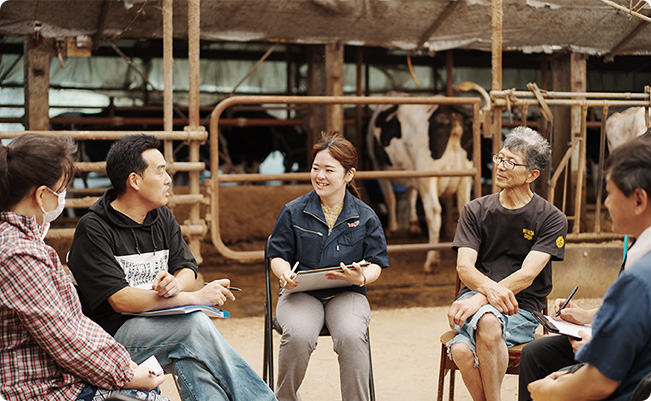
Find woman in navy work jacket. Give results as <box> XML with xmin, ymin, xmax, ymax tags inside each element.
<box><xmin>267</xmin><ymin>132</ymin><xmax>389</xmax><ymax>401</ymax></box>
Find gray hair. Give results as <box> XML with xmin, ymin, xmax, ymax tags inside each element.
<box><xmin>503</xmin><ymin>126</ymin><xmax>551</xmax><ymax>172</ymax></box>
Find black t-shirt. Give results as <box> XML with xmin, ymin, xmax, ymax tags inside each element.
<box><xmin>452</xmin><ymin>192</ymin><xmax>568</xmax><ymax>313</ymax></box>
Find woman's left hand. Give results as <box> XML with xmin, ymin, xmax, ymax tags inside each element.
<box><xmin>325</xmin><ymin>262</ymin><xmax>366</xmax><ymax>286</ymax></box>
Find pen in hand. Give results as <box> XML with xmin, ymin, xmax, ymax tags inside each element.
<box><xmin>203</xmin><ymin>282</ymin><xmax>243</xmax><ymax>292</ymax></box>
<box><xmin>555</xmin><ymin>286</ymin><xmax>579</xmax><ymax>317</ymax></box>
<box><xmin>279</xmin><ymin>261</ymin><xmax>300</xmax><ymax>295</ymax></box>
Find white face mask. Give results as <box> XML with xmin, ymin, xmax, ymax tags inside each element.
<box><xmin>40</xmin><ymin>187</ymin><xmax>67</xmax><ymax>226</ymax></box>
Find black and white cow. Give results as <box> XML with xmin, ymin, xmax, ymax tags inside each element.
<box><xmin>219</xmin><ymin>109</ymin><xmax>308</xmax><ymax>174</ymax></box>
<box><xmin>367</xmin><ymin>97</ymin><xmax>474</xmax><ymax>273</ymax></box>
<box><xmin>52</xmin><ymin>108</ymin><xmax>308</xmax><ymax>179</ymax></box>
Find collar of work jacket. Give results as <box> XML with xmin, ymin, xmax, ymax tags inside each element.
<box><xmin>302</xmin><ymin>189</ymin><xmax>361</xmax><ymax>242</ymax></box>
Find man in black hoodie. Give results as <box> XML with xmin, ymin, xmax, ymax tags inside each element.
<box><xmin>68</xmin><ymin>134</ymin><xmax>277</xmax><ymax>401</ymax></box>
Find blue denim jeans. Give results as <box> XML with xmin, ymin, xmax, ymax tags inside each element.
<box><xmin>114</xmin><ymin>312</ymin><xmax>276</xmax><ymax>401</ymax></box>
<box><xmin>446</xmin><ymin>291</ymin><xmax>539</xmax><ymax>366</ymax></box>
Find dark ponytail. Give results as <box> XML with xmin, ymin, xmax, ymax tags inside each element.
<box><xmin>311</xmin><ymin>131</ymin><xmax>361</xmax><ymax>199</ymax></box>
<box><xmin>0</xmin><ymin>134</ymin><xmax>77</xmax><ymax>212</ymax></box>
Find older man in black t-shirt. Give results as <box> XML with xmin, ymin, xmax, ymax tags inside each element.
<box><xmin>445</xmin><ymin>126</ymin><xmax>568</xmax><ymax>401</ymax></box>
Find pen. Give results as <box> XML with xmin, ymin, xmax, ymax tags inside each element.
<box><xmin>204</xmin><ymin>282</ymin><xmax>243</xmax><ymax>292</ymax></box>
<box><xmin>279</xmin><ymin>261</ymin><xmax>300</xmax><ymax>295</ymax></box>
<box><xmin>555</xmin><ymin>286</ymin><xmax>579</xmax><ymax>317</ymax></box>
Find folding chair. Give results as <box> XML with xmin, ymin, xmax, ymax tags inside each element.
<box><xmin>436</xmin><ymin>275</ymin><xmax>547</xmax><ymax>401</ymax></box>
<box><xmin>262</xmin><ymin>236</ymin><xmax>376</xmax><ymax>400</ymax></box>
<box><xmin>630</xmin><ymin>371</ymin><xmax>651</xmax><ymax>401</ymax></box>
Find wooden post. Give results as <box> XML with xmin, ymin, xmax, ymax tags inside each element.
<box><xmin>446</xmin><ymin>50</ymin><xmax>454</xmax><ymax>97</ymax></box>
<box><xmin>355</xmin><ymin>47</ymin><xmax>365</xmax><ymax>166</ymax></box>
<box><xmin>490</xmin><ymin>0</ymin><xmax>503</xmax><ymax>194</ymax></box>
<box><xmin>551</xmin><ymin>53</ymin><xmax>587</xmax><ymax>230</ymax></box>
<box><xmin>325</xmin><ymin>43</ymin><xmax>344</xmax><ymax>134</ymax></box>
<box><xmin>186</xmin><ymin>0</ymin><xmax>204</xmax><ymax>264</ymax></box>
<box><xmin>491</xmin><ymin>0</ymin><xmax>503</xmax><ymax>93</ymax></box>
<box><xmin>24</xmin><ymin>36</ymin><xmax>54</xmax><ymax>130</ymax></box>
<box><xmin>163</xmin><ymin>0</ymin><xmax>175</xmax><ymax>198</ymax></box>
<box><xmin>307</xmin><ymin>45</ymin><xmax>326</xmax><ymax>151</ymax></box>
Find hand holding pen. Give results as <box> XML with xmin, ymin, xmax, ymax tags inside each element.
<box><xmin>554</xmin><ymin>286</ymin><xmax>579</xmax><ymax>318</ymax></box>
<box><xmin>279</xmin><ymin>261</ymin><xmax>299</xmax><ymax>295</ymax></box>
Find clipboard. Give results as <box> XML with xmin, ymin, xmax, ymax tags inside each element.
<box><xmin>532</xmin><ymin>311</ymin><xmax>591</xmax><ymax>340</ymax></box>
<box><xmin>124</xmin><ymin>305</ymin><xmax>230</xmax><ymax>319</ymax></box>
<box><xmin>283</xmin><ymin>261</ymin><xmax>370</xmax><ymax>294</ymax></box>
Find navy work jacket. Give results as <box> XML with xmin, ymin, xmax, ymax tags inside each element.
<box><xmin>268</xmin><ymin>189</ymin><xmax>389</xmax><ymax>298</ymax></box>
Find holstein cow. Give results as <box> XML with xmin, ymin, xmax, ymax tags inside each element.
<box><xmin>605</xmin><ymin>107</ymin><xmax>650</xmax><ymax>150</ymax></box>
<box><xmin>367</xmin><ymin>96</ymin><xmax>474</xmax><ymax>273</ymax></box>
<box><xmin>219</xmin><ymin>109</ymin><xmax>308</xmax><ymax>174</ymax></box>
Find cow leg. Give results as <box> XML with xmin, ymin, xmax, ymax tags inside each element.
<box><xmin>377</xmin><ymin>178</ymin><xmax>399</xmax><ymax>237</ymax></box>
<box><xmin>407</xmin><ymin>185</ymin><xmax>422</xmax><ymax>236</ymax></box>
<box><xmin>417</xmin><ymin>177</ymin><xmax>442</xmax><ymax>274</ymax></box>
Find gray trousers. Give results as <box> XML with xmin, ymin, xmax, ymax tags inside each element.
<box><xmin>275</xmin><ymin>291</ymin><xmax>371</xmax><ymax>401</ymax></box>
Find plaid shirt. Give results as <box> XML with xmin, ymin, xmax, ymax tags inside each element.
<box><xmin>0</xmin><ymin>212</ymin><xmax>133</xmax><ymax>401</ymax></box>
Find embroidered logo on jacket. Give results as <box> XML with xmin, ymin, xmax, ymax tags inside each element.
<box><xmin>348</xmin><ymin>220</ymin><xmax>360</xmax><ymax>227</ymax></box>
<box><xmin>522</xmin><ymin>228</ymin><xmax>534</xmax><ymax>240</ymax></box>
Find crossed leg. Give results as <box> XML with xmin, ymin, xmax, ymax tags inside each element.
<box><xmin>450</xmin><ymin>313</ymin><xmax>508</xmax><ymax>401</ymax></box>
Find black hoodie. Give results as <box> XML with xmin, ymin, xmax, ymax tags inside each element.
<box><xmin>68</xmin><ymin>189</ymin><xmax>197</xmax><ymax>335</ymax></box>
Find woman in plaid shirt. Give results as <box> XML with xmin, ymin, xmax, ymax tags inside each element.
<box><xmin>0</xmin><ymin>134</ymin><xmax>166</xmax><ymax>401</ymax></box>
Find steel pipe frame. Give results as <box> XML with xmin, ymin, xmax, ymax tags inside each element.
<box><xmin>209</xmin><ymin>95</ymin><xmax>482</xmax><ymax>262</ymax></box>
<box><xmin>65</xmin><ymin>193</ymin><xmax>204</xmax><ymax>209</ymax></box>
<box><xmin>492</xmin><ymin>89</ymin><xmax>651</xmax><ymax>238</ymax></box>
<box><xmin>491</xmin><ymin>90</ymin><xmax>650</xmax><ymax>99</ymax></box>
<box><xmin>47</xmin><ymin>223</ymin><xmax>206</xmax><ymax>240</ymax></box>
<box><xmin>1</xmin><ymin>130</ymin><xmax>208</xmax><ymax>243</ymax></box>
<box><xmin>0</xmin><ymin>130</ymin><xmax>207</xmax><ymax>141</ymax></box>
<box><xmin>74</xmin><ymin>161</ymin><xmax>204</xmax><ymax>173</ymax></box>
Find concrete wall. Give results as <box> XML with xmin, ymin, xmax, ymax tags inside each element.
<box><xmin>550</xmin><ymin>242</ymin><xmax>624</xmax><ymax>300</ymax></box>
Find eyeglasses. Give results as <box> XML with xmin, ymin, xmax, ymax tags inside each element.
<box><xmin>492</xmin><ymin>154</ymin><xmax>527</xmax><ymax>170</ymax></box>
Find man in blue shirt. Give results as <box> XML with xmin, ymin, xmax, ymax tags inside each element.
<box><xmin>528</xmin><ymin>134</ymin><xmax>651</xmax><ymax>401</ymax></box>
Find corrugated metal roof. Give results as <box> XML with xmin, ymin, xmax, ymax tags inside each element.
<box><xmin>1</xmin><ymin>0</ymin><xmax>650</xmax><ymax>57</ymax></box>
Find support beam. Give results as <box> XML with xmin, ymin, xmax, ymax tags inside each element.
<box><xmin>92</xmin><ymin>0</ymin><xmax>111</xmax><ymax>49</ymax></box>
<box><xmin>162</xmin><ymin>0</ymin><xmax>175</xmax><ymax>204</ymax></box>
<box><xmin>186</xmin><ymin>0</ymin><xmax>204</xmax><ymax>264</ymax></box>
<box><xmin>307</xmin><ymin>45</ymin><xmax>326</xmax><ymax>149</ymax></box>
<box><xmin>551</xmin><ymin>53</ymin><xmax>587</xmax><ymax>230</ymax></box>
<box><xmin>446</xmin><ymin>50</ymin><xmax>453</xmax><ymax>97</ymax></box>
<box><xmin>325</xmin><ymin>43</ymin><xmax>344</xmax><ymax>134</ymax></box>
<box><xmin>24</xmin><ymin>37</ymin><xmax>54</xmax><ymax>130</ymax></box>
<box><xmin>604</xmin><ymin>20</ymin><xmax>647</xmax><ymax>62</ymax></box>
<box><xmin>187</xmin><ymin>0</ymin><xmax>200</xmax><ymax>129</ymax></box>
<box><xmin>163</xmin><ymin>0</ymin><xmax>173</xmax><ymax>134</ymax></box>
<box><xmin>490</xmin><ymin>0</ymin><xmax>503</xmax><ymax>194</ymax></box>
<box><xmin>491</xmin><ymin>0</ymin><xmax>503</xmax><ymax>92</ymax></box>
<box><xmin>416</xmin><ymin>0</ymin><xmax>462</xmax><ymax>50</ymax></box>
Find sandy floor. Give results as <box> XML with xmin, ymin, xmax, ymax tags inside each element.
<box><xmin>160</xmin><ymin>306</ymin><xmax>521</xmax><ymax>401</ymax></box>
<box><xmin>159</xmin><ymin>296</ymin><xmax>603</xmax><ymax>401</ymax></box>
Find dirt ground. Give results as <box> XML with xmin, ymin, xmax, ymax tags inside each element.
<box><xmin>47</xmin><ymin>185</ymin><xmax>604</xmax><ymax>401</ymax></box>
<box><xmin>197</xmin><ymin>236</ymin><xmax>459</xmax><ymax>319</ymax></box>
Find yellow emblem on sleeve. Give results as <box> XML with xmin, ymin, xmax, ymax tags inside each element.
<box><xmin>556</xmin><ymin>236</ymin><xmax>565</xmax><ymax>248</ymax></box>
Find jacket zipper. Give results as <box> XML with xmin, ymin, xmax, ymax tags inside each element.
<box><xmin>293</xmin><ymin>224</ymin><xmax>323</xmax><ymax>237</ymax></box>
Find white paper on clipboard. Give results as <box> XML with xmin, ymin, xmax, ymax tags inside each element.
<box><xmin>283</xmin><ymin>261</ymin><xmax>369</xmax><ymax>294</ymax></box>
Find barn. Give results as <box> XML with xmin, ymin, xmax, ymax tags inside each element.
<box><xmin>1</xmin><ymin>1</ymin><xmax>651</xmax><ymax>399</ymax></box>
